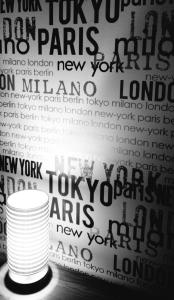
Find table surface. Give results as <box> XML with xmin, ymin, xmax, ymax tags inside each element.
<box><xmin>0</xmin><ymin>261</ymin><xmax>171</xmax><ymax>300</ymax></box>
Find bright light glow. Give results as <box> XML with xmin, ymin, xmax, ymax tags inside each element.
<box><xmin>7</xmin><ymin>190</ymin><xmax>49</xmax><ymax>284</ymax></box>
<box><xmin>0</xmin><ymin>262</ymin><xmax>59</xmax><ymax>300</ymax></box>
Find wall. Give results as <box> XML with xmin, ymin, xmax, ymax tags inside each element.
<box><xmin>0</xmin><ymin>0</ymin><xmax>174</xmax><ymax>296</ymax></box>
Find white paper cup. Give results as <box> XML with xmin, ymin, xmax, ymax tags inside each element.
<box><xmin>7</xmin><ymin>190</ymin><xmax>49</xmax><ymax>284</ymax></box>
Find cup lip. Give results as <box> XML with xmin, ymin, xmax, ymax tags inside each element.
<box><xmin>6</xmin><ymin>205</ymin><xmax>49</xmax><ymax>217</ymax></box>
<box><xmin>7</xmin><ymin>189</ymin><xmax>49</xmax><ymax>212</ymax></box>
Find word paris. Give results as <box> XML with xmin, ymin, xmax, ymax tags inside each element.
<box><xmin>0</xmin><ymin>2</ymin><xmax>173</xmax><ymax>59</ymax></box>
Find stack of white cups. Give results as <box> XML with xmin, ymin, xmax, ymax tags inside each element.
<box><xmin>6</xmin><ymin>189</ymin><xmax>49</xmax><ymax>285</ymax></box>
